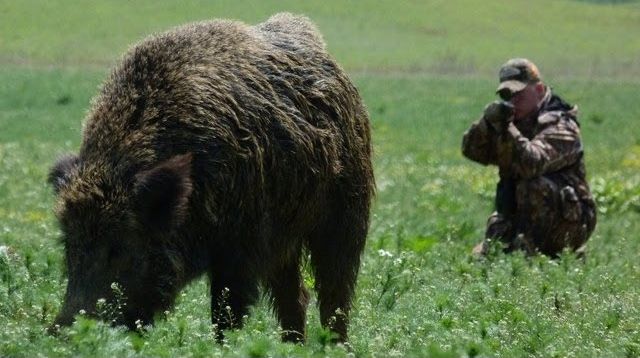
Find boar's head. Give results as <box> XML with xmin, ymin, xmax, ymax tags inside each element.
<box><xmin>48</xmin><ymin>153</ymin><xmax>193</xmax><ymax>329</ymax></box>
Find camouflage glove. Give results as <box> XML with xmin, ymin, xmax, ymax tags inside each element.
<box><xmin>483</xmin><ymin>100</ymin><xmax>514</xmax><ymax>133</ymax></box>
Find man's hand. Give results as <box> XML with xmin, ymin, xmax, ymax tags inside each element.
<box><xmin>483</xmin><ymin>100</ymin><xmax>514</xmax><ymax>132</ymax></box>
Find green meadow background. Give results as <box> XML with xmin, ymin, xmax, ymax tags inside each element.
<box><xmin>1</xmin><ymin>1</ymin><xmax>639</xmax><ymax>356</ymax></box>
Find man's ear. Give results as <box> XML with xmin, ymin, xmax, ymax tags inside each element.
<box><xmin>133</xmin><ymin>153</ymin><xmax>193</xmax><ymax>231</ymax></box>
<box><xmin>49</xmin><ymin>154</ymin><xmax>80</xmax><ymax>194</ymax></box>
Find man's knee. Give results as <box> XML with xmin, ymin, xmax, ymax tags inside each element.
<box><xmin>485</xmin><ymin>212</ymin><xmax>512</xmax><ymax>241</ymax></box>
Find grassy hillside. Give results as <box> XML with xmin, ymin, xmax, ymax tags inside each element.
<box><xmin>2</xmin><ymin>0</ymin><xmax>640</xmax><ymax>78</ymax></box>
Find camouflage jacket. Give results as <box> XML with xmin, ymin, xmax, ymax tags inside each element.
<box><xmin>462</xmin><ymin>88</ymin><xmax>596</xmax><ymax>217</ymax></box>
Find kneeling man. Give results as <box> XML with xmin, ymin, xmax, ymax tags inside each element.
<box><xmin>462</xmin><ymin>58</ymin><xmax>597</xmax><ymax>257</ymax></box>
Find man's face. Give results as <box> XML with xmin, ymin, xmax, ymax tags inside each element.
<box><xmin>505</xmin><ymin>83</ymin><xmax>544</xmax><ymax>120</ymax></box>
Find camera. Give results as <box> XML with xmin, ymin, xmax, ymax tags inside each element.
<box><xmin>485</xmin><ymin>100</ymin><xmax>514</xmax><ymax>127</ymax></box>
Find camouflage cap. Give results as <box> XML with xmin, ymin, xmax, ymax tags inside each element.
<box><xmin>496</xmin><ymin>58</ymin><xmax>542</xmax><ymax>94</ymax></box>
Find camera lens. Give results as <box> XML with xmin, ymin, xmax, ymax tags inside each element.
<box><xmin>498</xmin><ymin>89</ymin><xmax>513</xmax><ymax>101</ymax></box>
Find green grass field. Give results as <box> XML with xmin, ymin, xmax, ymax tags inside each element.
<box><xmin>1</xmin><ymin>1</ymin><xmax>640</xmax><ymax>357</ymax></box>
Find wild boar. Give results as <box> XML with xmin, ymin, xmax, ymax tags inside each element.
<box><xmin>48</xmin><ymin>13</ymin><xmax>374</xmax><ymax>343</ymax></box>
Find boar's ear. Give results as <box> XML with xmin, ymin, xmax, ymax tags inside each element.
<box><xmin>134</xmin><ymin>153</ymin><xmax>193</xmax><ymax>231</ymax></box>
<box><xmin>49</xmin><ymin>154</ymin><xmax>80</xmax><ymax>194</ymax></box>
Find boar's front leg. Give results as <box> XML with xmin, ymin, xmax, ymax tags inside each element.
<box><xmin>209</xmin><ymin>266</ymin><xmax>259</xmax><ymax>343</ymax></box>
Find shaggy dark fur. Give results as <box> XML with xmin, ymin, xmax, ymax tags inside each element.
<box><xmin>48</xmin><ymin>13</ymin><xmax>374</xmax><ymax>343</ymax></box>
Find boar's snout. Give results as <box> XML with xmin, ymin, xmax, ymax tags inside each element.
<box><xmin>52</xmin><ymin>288</ymin><xmax>155</xmax><ymax>332</ymax></box>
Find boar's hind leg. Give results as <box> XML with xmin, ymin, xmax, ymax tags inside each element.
<box><xmin>308</xmin><ymin>193</ymin><xmax>369</xmax><ymax>343</ymax></box>
<box><xmin>267</xmin><ymin>257</ymin><xmax>310</xmax><ymax>343</ymax></box>
<box><xmin>209</xmin><ymin>267</ymin><xmax>259</xmax><ymax>343</ymax></box>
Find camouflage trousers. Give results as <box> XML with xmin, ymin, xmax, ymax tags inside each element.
<box><xmin>483</xmin><ymin>176</ymin><xmax>596</xmax><ymax>257</ymax></box>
